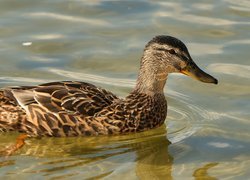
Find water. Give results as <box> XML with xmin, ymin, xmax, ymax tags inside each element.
<box><xmin>0</xmin><ymin>0</ymin><xmax>250</xmax><ymax>179</ymax></box>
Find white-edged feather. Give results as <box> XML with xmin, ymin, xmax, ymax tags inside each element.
<box><xmin>11</xmin><ymin>89</ymin><xmax>36</xmax><ymax>110</ymax></box>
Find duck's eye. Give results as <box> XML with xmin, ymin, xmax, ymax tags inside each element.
<box><xmin>169</xmin><ymin>49</ymin><xmax>176</xmax><ymax>55</ymax></box>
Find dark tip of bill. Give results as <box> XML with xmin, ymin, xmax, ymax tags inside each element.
<box><xmin>214</xmin><ymin>78</ymin><xmax>218</xmax><ymax>84</ymax></box>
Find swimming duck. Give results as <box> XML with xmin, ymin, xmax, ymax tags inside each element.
<box><xmin>0</xmin><ymin>35</ymin><xmax>218</xmax><ymax>138</ymax></box>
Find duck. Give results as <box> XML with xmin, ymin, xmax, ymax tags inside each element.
<box><xmin>0</xmin><ymin>35</ymin><xmax>218</xmax><ymax>138</ymax></box>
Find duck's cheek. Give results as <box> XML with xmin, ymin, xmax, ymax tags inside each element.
<box><xmin>165</xmin><ymin>65</ymin><xmax>179</xmax><ymax>73</ymax></box>
<box><xmin>179</xmin><ymin>60</ymin><xmax>187</xmax><ymax>70</ymax></box>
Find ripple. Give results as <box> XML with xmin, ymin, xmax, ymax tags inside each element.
<box><xmin>26</xmin><ymin>12</ymin><xmax>109</xmax><ymax>26</ymax></box>
<box><xmin>31</xmin><ymin>34</ymin><xmax>65</xmax><ymax>40</ymax></box>
<box><xmin>0</xmin><ymin>76</ymin><xmax>46</xmax><ymax>84</ymax></box>
<box><xmin>188</xmin><ymin>43</ymin><xmax>223</xmax><ymax>55</ymax></box>
<box><xmin>167</xmin><ymin>101</ymin><xmax>202</xmax><ymax>143</ymax></box>
<box><xmin>29</xmin><ymin>56</ymin><xmax>60</xmax><ymax>63</ymax></box>
<box><xmin>191</xmin><ymin>3</ymin><xmax>213</xmax><ymax>11</ymax></box>
<box><xmin>22</xmin><ymin>42</ymin><xmax>32</xmax><ymax>46</ymax></box>
<box><xmin>208</xmin><ymin>63</ymin><xmax>250</xmax><ymax>79</ymax></box>
<box><xmin>154</xmin><ymin>1</ymin><xmax>250</xmax><ymax>26</ymax></box>
<box><xmin>228</xmin><ymin>39</ymin><xmax>250</xmax><ymax>45</ymax></box>
<box><xmin>225</xmin><ymin>0</ymin><xmax>250</xmax><ymax>11</ymax></box>
<box><xmin>156</xmin><ymin>11</ymin><xmax>240</xmax><ymax>26</ymax></box>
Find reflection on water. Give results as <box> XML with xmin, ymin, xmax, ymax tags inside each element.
<box><xmin>134</xmin><ymin>135</ymin><xmax>172</xmax><ymax>180</ymax></box>
<box><xmin>0</xmin><ymin>131</ymin><xmax>222</xmax><ymax>180</ymax></box>
<box><xmin>193</xmin><ymin>163</ymin><xmax>218</xmax><ymax>180</ymax></box>
<box><xmin>0</xmin><ymin>0</ymin><xmax>250</xmax><ymax>179</ymax></box>
<box><xmin>0</xmin><ymin>130</ymin><xmax>173</xmax><ymax>179</ymax></box>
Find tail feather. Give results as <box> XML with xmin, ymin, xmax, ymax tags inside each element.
<box><xmin>0</xmin><ymin>90</ymin><xmax>26</xmax><ymax>132</ymax></box>
<box><xmin>0</xmin><ymin>89</ymin><xmax>15</xmax><ymax>105</ymax></box>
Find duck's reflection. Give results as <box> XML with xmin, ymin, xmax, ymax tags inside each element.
<box><xmin>0</xmin><ymin>131</ymin><xmax>222</xmax><ymax>179</ymax></box>
<box><xmin>193</xmin><ymin>163</ymin><xmax>218</xmax><ymax>180</ymax></box>
<box><xmin>133</xmin><ymin>134</ymin><xmax>173</xmax><ymax>179</ymax></box>
<box><xmin>0</xmin><ymin>128</ymin><xmax>173</xmax><ymax>179</ymax></box>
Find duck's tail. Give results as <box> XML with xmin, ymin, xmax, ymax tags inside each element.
<box><xmin>0</xmin><ymin>90</ymin><xmax>26</xmax><ymax>132</ymax></box>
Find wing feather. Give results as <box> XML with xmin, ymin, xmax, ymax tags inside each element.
<box><xmin>15</xmin><ymin>81</ymin><xmax>120</xmax><ymax>116</ymax></box>
<box><xmin>10</xmin><ymin>89</ymin><xmax>36</xmax><ymax>110</ymax></box>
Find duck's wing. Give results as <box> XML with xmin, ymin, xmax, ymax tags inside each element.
<box><xmin>5</xmin><ymin>81</ymin><xmax>119</xmax><ymax>116</ymax></box>
<box><xmin>1</xmin><ymin>81</ymin><xmax>120</xmax><ymax>136</ymax></box>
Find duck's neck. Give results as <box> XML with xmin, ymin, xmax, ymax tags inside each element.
<box><xmin>134</xmin><ymin>61</ymin><xmax>168</xmax><ymax>95</ymax></box>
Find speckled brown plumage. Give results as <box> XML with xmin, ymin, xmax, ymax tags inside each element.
<box><xmin>0</xmin><ymin>35</ymin><xmax>218</xmax><ymax>137</ymax></box>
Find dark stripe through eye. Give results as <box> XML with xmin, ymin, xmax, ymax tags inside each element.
<box><xmin>156</xmin><ymin>48</ymin><xmax>166</xmax><ymax>51</ymax></box>
<box><xmin>155</xmin><ymin>48</ymin><xmax>177</xmax><ymax>55</ymax></box>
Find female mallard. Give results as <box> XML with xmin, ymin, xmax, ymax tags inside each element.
<box><xmin>0</xmin><ymin>35</ymin><xmax>218</xmax><ymax>138</ymax></box>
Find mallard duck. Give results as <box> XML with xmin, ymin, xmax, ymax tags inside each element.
<box><xmin>0</xmin><ymin>35</ymin><xmax>218</xmax><ymax>138</ymax></box>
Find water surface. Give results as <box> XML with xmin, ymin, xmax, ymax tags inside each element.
<box><xmin>0</xmin><ymin>0</ymin><xmax>250</xmax><ymax>179</ymax></box>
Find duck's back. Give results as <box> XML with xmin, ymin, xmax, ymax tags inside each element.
<box><xmin>0</xmin><ymin>81</ymin><xmax>119</xmax><ymax>136</ymax></box>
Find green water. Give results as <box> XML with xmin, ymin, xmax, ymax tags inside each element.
<box><xmin>0</xmin><ymin>0</ymin><xmax>250</xmax><ymax>179</ymax></box>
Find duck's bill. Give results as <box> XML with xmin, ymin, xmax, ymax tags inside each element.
<box><xmin>180</xmin><ymin>62</ymin><xmax>218</xmax><ymax>84</ymax></box>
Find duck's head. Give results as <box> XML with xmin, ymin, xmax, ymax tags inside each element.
<box><xmin>136</xmin><ymin>35</ymin><xmax>218</xmax><ymax>93</ymax></box>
